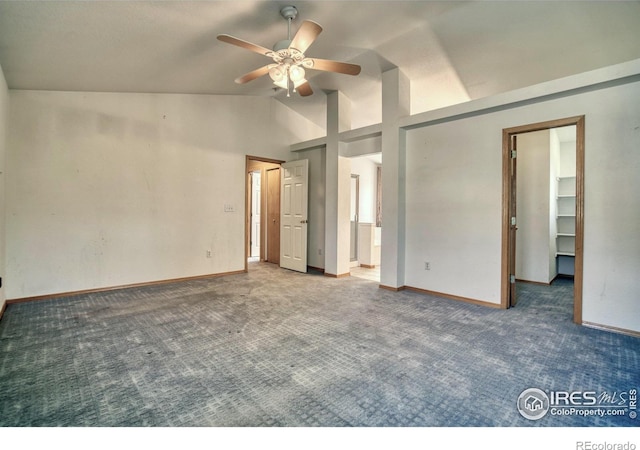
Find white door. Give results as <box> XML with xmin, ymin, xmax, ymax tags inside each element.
<box><xmin>251</xmin><ymin>171</ymin><xmax>261</xmax><ymax>258</ymax></box>
<box><xmin>280</xmin><ymin>159</ymin><xmax>308</xmax><ymax>273</ymax></box>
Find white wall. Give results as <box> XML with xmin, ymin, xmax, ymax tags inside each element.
<box><xmin>549</xmin><ymin>129</ymin><xmax>560</xmax><ymax>281</ymax></box>
<box><xmin>337</xmin><ymin>156</ymin><xmax>352</xmax><ymax>275</ymax></box>
<box><xmin>404</xmin><ymin>78</ymin><xmax>640</xmax><ymax>332</ymax></box>
<box><xmin>559</xmin><ymin>140</ymin><xmax>577</xmax><ymax>178</ymax></box>
<box><xmin>349</xmin><ymin>155</ymin><xmax>379</xmax><ymax>224</ymax></box>
<box><xmin>405</xmin><ymin>115</ymin><xmax>503</xmax><ymax>302</ymax></box>
<box><xmin>515</xmin><ymin>129</ymin><xmax>552</xmax><ymax>284</ymax></box>
<box><xmin>274</xmin><ymin>100</ymin><xmax>326</xmax><ymax>145</ymax></box>
<box><xmin>6</xmin><ymin>91</ymin><xmax>297</xmax><ymax>299</ymax></box>
<box><xmin>342</xmin><ymin>136</ymin><xmax>381</xmax><ymax>159</ymax></box>
<box><xmin>0</xmin><ymin>64</ymin><xmax>7</xmax><ymax>312</ymax></box>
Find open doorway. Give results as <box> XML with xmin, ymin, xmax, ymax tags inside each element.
<box><xmin>348</xmin><ymin>153</ymin><xmax>382</xmax><ymax>283</ymax></box>
<box><xmin>501</xmin><ymin>116</ymin><xmax>585</xmax><ymax>324</ymax></box>
<box><xmin>245</xmin><ymin>156</ymin><xmax>284</xmax><ymax>271</ymax></box>
<box><xmin>249</xmin><ymin>170</ymin><xmax>261</xmax><ymax>260</ymax></box>
<box><xmin>350</xmin><ymin>174</ymin><xmax>360</xmax><ymax>264</ymax></box>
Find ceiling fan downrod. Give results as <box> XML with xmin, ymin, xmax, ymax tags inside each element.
<box><xmin>280</xmin><ymin>5</ymin><xmax>298</xmax><ymax>97</ymax></box>
<box><xmin>280</xmin><ymin>5</ymin><xmax>298</xmax><ymax>41</ymax></box>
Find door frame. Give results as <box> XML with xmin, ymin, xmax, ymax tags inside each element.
<box><xmin>501</xmin><ymin>115</ymin><xmax>585</xmax><ymax>324</ymax></box>
<box><xmin>350</xmin><ymin>174</ymin><xmax>360</xmax><ymax>263</ymax></box>
<box><xmin>245</xmin><ymin>155</ymin><xmax>285</xmax><ymax>272</ymax></box>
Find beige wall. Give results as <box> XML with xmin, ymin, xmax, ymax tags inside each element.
<box><xmin>5</xmin><ymin>91</ymin><xmax>307</xmax><ymax>299</ymax></box>
<box><xmin>404</xmin><ymin>77</ymin><xmax>640</xmax><ymax>332</ymax></box>
<box><xmin>0</xmin><ymin>64</ymin><xmax>7</xmax><ymax>312</ymax></box>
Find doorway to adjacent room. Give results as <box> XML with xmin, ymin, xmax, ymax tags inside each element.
<box><xmin>349</xmin><ymin>153</ymin><xmax>382</xmax><ymax>283</ymax></box>
<box><xmin>245</xmin><ymin>156</ymin><xmax>284</xmax><ymax>270</ymax></box>
<box><xmin>501</xmin><ymin>116</ymin><xmax>585</xmax><ymax>324</ymax></box>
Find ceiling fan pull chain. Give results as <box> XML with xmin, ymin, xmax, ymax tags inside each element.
<box><xmin>288</xmin><ymin>65</ymin><xmax>296</xmax><ymax>95</ymax></box>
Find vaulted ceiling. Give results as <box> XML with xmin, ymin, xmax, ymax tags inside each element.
<box><xmin>1</xmin><ymin>1</ymin><xmax>639</xmax><ymax>129</ymax></box>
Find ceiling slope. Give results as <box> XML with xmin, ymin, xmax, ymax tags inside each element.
<box><xmin>1</xmin><ymin>1</ymin><xmax>639</xmax><ymax>128</ymax></box>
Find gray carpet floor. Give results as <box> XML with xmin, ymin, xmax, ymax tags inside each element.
<box><xmin>0</xmin><ymin>262</ymin><xmax>638</xmax><ymax>427</ymax></box>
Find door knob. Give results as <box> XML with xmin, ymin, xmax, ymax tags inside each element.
<box><xmin>300</xmin><ymin>219</ymin><xmax>308</xmax><ymax>224</ymax></box>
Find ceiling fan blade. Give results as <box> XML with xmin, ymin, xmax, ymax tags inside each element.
<box><xmin>234</xmin><ymin>65</ymin><xmax>271</xmax><ymax>84</ymax></box>
<box><xmin>297</xmin><ymin>81</ymin><xmax>313</xmax><ymax>97</ymax></box>
<box><xmin>217</xmin><ymin>34</ymin><xmax>273</xmax><ymax>56</ymax></box>
<box><xmin>306</xmin><ymin>58</ymin><xmax>361</xmax><ymax>76</ymax></box>
<box><xmin>289</xmin><ymin>20</ymin><xmax>322</xmax><ymax>53</ymax></box>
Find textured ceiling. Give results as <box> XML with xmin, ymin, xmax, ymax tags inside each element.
<box><xmin>1</xmin><ymin>1</ymin><xmax>639</xmax><ymax>129</ymax></box>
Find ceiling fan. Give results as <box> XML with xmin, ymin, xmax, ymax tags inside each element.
<box><xmin>217</xmin><ymin>5</ymin><xmax>361</xmax><ymax>97</ymax></box>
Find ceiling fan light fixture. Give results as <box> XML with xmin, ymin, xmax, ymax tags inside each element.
<box><xmin>273</xmin><ymin>77</ymin><xmax>289</xmax><ymax>90</ymax></box>
<box><xmin>289</xmin><ymin>65</ymin><xmax>305</xmax><ymax>82</ymax></box>
<box><xmin>269</xmin><ymin>65</ymin><xmax>286</xmax><ymax>83</ymax></box>
<box><xmin>293</xmin><ymin>78</ymin><xmax>307</xmax><ymax>89</ymax></box>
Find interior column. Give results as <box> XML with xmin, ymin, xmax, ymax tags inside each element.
<box><xmin>380</xmin><ymin>68</ymin><xmax>410</xmax><ymax>289</ymax></box>
<box><xmin>324</xmin><ymin>90</ymin><xmax>352</xmax><ymax>277</ymax></box>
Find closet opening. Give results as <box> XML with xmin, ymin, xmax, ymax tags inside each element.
<box><xmin>501</xmin><ymin>116</ymin><xmax>585</xmax><ymax>324</ymax></box>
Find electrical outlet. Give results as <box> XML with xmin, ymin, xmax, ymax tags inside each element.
<box><xmin>206</xmin><ymin>250</ymin><xmax>212</xmax><ymax>258</ymax></box>
<box><xmin>424</xmin><ymin>262</ymin><xmax>430</xmax><ymax>270</ymax></box>
<box><xmin>224</xmin><ymin>204</ymin><xmax>235</xmax><ymax>212</ymax></box>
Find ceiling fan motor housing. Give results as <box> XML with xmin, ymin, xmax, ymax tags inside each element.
<box><xmin>273</xmin><ymin>39</ymin><xmax>292</xmax><ymax>52</ymax></box>
<box><xmin>280</xmin><ymin>5</ymin><xmax>298</xmax><ymax>20</ymax></box>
